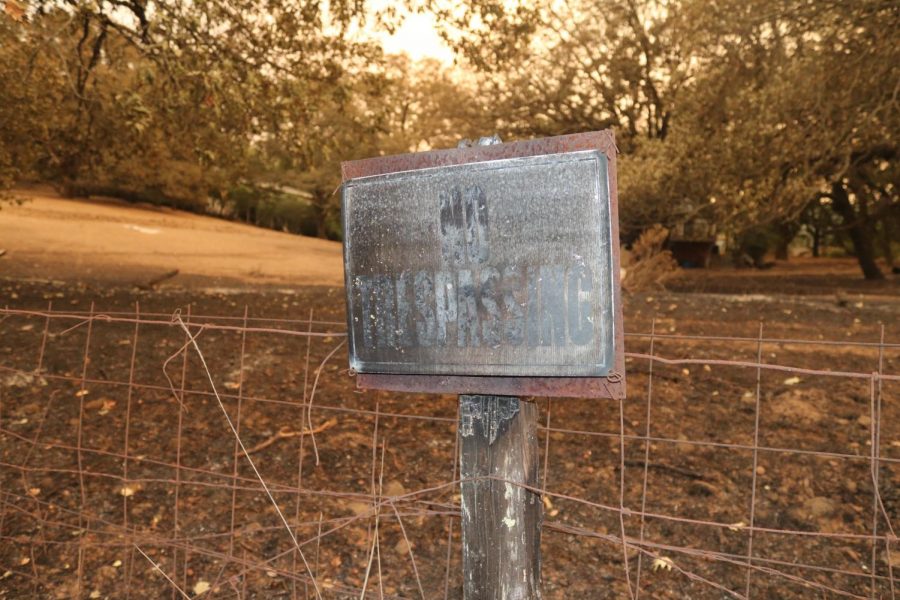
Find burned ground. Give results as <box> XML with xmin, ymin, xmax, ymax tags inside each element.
<box><xmin>0</xmin><ymin>271</ymin><xmax>897</xmax><ymax>599</ymax></box>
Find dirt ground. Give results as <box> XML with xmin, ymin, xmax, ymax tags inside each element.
<box><xmin>0</xmin><ymin>194</ymin><xmax>898</xmax><ymax>599</ymax></box>
<box><xmin>0</xmin><ymin>187</ymin><xmax>344</xmax><ymax>287</ymax></box>
<box><xmin>669</xmin><ymin>257</ymin><xmax>900</xmax><ymax>297</ymax></box>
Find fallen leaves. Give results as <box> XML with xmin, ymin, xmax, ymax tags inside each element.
<box><xmin>394</xmin><ymin>538</ymin><xmax>411</xmax><ymax>555</ymax></box>
<box><xmin>85</xmin><ymin>398</ymin><xmax>116</xmax><ymax>415</ymax></box>
<box><xmin>542</xmin><ymin>495</ymin><xmax>559</xmax><ymax>517</ymax></box>
<box><xmin>344</xmin><ymin>501</ymin><xmax>371</xmax><ymax>517</ymax></box>
<box><xmin>192</xmin><ymin>580</ymin><xmax>210</xmax><ymax>596</ymax></box>
<box><xmin>3</xmin><ymin>372</ymin><xmax>47</xmax><ymax>388</ymax></box>
<box><xmin>118</xmin><ymin>484</ymin><xmax>141</xmax><ymax>497</ymax></box>
<box><xmin>382</xmin><ymin>480</ymin><xmax>405</xmax><ymax>498</ymax></box>
<box><xmin>651</xmin><ymin>556</ymin><xmax>674</xmax><ymax>572</ymax></box>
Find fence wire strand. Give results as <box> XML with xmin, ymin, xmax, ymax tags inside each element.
<box><xmin>0</xmin><ymin>305</ymin><xmax>897</xmax><ymax>599</ymax></box>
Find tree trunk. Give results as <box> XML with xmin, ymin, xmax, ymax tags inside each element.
<box><xmin>830</xmin><ymin>182</ymin><xmax>884</xmax><ymax>280</ymax></box>
<box><xmin>880</xmin><ymin>215</ymin><xmax>895</xmax><ymax>269</ymax></box>
<box><xmin>775</xmin><ymin>238</ymin><xmax>789</xmax><ymax>261</ymax></box>
<box><xmin>311</xmin><ymin>191</ymin><xmax>329</xmax><ymax>239</ymax></box>
<box><xmin>774</xmin><ymin>221</ymin><xmax>800</xmax><ymax>261</ymax></box>
<box><xmin>314</xmin><ymin>207</ymin><xmax>327</xmax><ymax>239</ymax></box>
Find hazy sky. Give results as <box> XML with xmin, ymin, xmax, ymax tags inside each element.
<box><xmin>371</xmin><ymin>7</ymin><xmax>455</xmax><ymax>63</ymax></box>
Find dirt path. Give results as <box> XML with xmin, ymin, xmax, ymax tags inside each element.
<box><xmin>0</xmin><ymin>187</ymin><xmax>344</xmax><ymax>287</ymax></box>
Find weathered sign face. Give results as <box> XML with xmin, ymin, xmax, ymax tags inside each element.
<box><xmin>341</xmin><ymin>131</ymin><xmax>625</xmax><ymax>398</ymax></box>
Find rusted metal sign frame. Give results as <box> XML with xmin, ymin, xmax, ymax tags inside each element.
<box><xmin>341</xmin><ymin>130</ymin><xmax>625</xmax><ymax>399</ymax></box>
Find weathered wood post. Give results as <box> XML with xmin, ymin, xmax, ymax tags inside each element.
<box><xmin>459</xmin><ymin>395</ymin><xmax>541</xmax><ymax>599</ymax></box>
<box><xmin>340</xmin><ymin>130</ymin><xmax>625</xmax><ymax>598</ymax></box>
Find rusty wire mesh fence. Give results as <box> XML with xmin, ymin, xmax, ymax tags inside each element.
<box><xmin>0</xmin><ymin>303</ymin><xmax>897</xmax><ymax>599</ymax></box>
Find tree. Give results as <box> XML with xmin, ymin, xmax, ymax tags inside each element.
<box><xmin>431</xmin><ymin>1</ymin><xmax>690</xmax><ymax>146</ymax></box>
<box><xmin>1</xmin><ymin>1</ymin><xmax>491</xmax><ymax>239</ymax></box>
<box><xmin>243</xmin><ymin>55</ymin><xmax>488</xmax><ymax>238</ymax></box>
<box><xmin>431</xmin><ymin>0</ymin><xmax>898</xmax><ymax>278</ymax></box>
<box><xmin>424</xmin><ymin>0</ymin><xmax>713</xmax><ymax>236</ymax></box>
<box><xmin>674</xmin><ymin>0</ymin><xmax>899</xmax><ymax>278</ymax></box>
<box><xmin>0</xmin><ymin>0</ymin><xmax>381</xmax><ymax>218</ymax></box>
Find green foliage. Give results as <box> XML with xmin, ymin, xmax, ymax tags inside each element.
<box><xmin>432</xmin><ymin>0</ymin><xmax>898</xmax><ymax>278</ymax></box>
<box><xmin>0</xmin><ymin>147</ymin><xmax>17</xmax><ymax>193</ymax></box>
<box><xmin>735</xmin><ymin>226</ymin><xmax>780</xmax><ymax>264</ymax></box>
<box><xmin>0</xmin><ymin>2</ymin><xmax>483</xmax><ymax>239</ymax></box>
<box><xmin>1</xmin><ymin>0</ymin><xmax>895</xmax><ymax>281</ymax></box>
<box><xmin>224</xmin><ymin>185</ymin><xmax>323</xmax><ymax>237</ymax></box>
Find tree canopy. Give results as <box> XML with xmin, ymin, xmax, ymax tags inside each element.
<box><xmin>426</xmin><ymin>0</ymin><xmax>898</xmax><ymax>277</ymax></box>
<box><xmin>1</xmin><ymin>0</ymin><xmax>897</xmax><ymax>277</ymax></box>
<box><xmin>0</xmin><ymin>0</ymin><xmax>469</xmax><ymax>235</ymax></box>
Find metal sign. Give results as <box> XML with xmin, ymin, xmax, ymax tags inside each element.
<box><xmin>341</xmin><ymin>131</ymin><xmax>625</xmax><ymax>398</ymax></box>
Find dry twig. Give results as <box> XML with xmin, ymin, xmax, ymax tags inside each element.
<box><xmin>240</xmin><ymin>418</ymin><xmax>338</xmax><ymax>456</ymax></box>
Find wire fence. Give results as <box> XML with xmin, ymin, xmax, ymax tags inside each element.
<box><xmin>0</xmin><ymin>303</ymin><xmax>897</xmax><ymax>599</ymax></box>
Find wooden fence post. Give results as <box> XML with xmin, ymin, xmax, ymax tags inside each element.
<box><xmin>458</xmin><ymin>395</ymin><xmax>542</xmax><ymax>599</ymax></box>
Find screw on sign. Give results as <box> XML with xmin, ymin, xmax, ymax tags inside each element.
<box><xmin>341</xmin><ymin>131</ymin><xmax>625</xmax><ymax>599</ymax></box>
